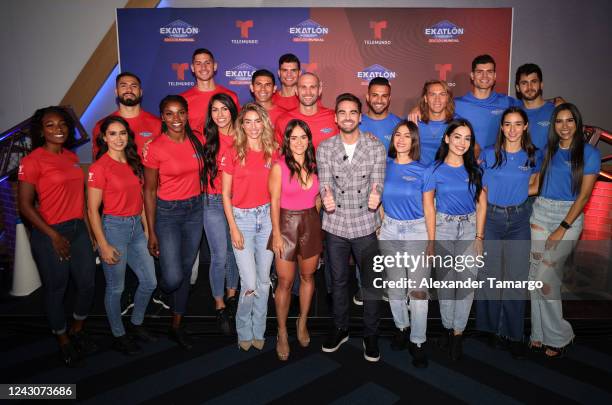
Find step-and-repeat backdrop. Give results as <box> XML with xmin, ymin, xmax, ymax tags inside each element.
<box><xmin>117</xmin><ymin>8</ymin><xmax>512</xmax><ymax>116</ymax></box>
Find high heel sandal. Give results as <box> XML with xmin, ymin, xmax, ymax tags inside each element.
<box><xmin>276</xmin><ymin>332</ymin><xmax>290</xmax><ymax>361</ymax></box>
<box><xmin>296</xmin><ymin>316</ymin><xmax>310</xmax><ymax>348</ymax></box>
<box><xmin>528</xmin><ymin>340</ymin><xmax>544</xmax><ymax>353</ymax></box>
<box><xmin>544</xmin><ymin>345</ymin><xmax>567</xmax><ymax>359</ymax></box>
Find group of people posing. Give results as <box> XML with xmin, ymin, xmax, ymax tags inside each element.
<box><xmin>17</xmin><ymin>50</ymin><xmax>601</xmax><ymax>369</ymax></box>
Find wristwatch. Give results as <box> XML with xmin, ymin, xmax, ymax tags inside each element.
<box><xmin>560</xmin><ymin>220</ymin><xmax>572</xmax><ymax>230</ymax></box>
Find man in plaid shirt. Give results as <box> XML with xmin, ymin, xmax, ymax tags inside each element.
<box><xmin>317</xmin><ymin>93</ymin><xmax>387</xmax><ymax>362</ymax></box>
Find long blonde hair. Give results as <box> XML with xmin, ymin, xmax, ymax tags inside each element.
<box><xmin>233</xmin><ymin>102</ymin><xmax>277</xmax><ymax>165</ymax></box>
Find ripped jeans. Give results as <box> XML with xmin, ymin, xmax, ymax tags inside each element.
<box><xmin>529</xmin><ymin>197</ymin><xmax>582</xmax><ymax>348</ymax></box>
<box><xmin>232</xmin><ymin>204</ymin><xmax>274</xmax><ymax>342</ymax></box>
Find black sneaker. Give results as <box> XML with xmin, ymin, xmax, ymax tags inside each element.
<box><xmin>352</xmin><ymin>289</ymin><xmax>363</xmax><ymax>306</ymax></box>
<box><xmin>390</xmin><ymin>328</ymin><xmax>409</xmax><ymax>351</ymax></box>
<box><xmin>112</xmin><ymin>335</ymin><xmax>142</xmax><ymax>355</ymax></box>
<box><xmin>59</xmin><ymin>342</ymin><xmax>83</xmax><ymax>368</ymax></box>
<box><xmin>437</xmin><ymin>328</ymin><xmax>453</xmax><ymax>352</ymax></box>
<box><xmin>216</xmin><ymin>308</ymin><xmax>232</xmax><ymax>336</ymax></box>
<box><xmin>225</xmin><ymin>296</ymin><xmax>238</xmax><ymax>319</ymax></box>
<box><xmin>321</xmin><ymin>327</ymin><xmax>349</xmax><ymax>353</ymax></box>
<box><xmin>363</xmin><ymin>335</ymin><xmax>380</xmax><ymax>362</ymax></box>
<box><xmin>450</xmin><ymin>333</ymin><xmax>463</xmax><ymax>361</ymax></box>
<box><xmin>168</xmin><ymin>327</ymin><xmax>193</xmax><ymax>350</ymax></box>
<box><xmin>127</xmin><ymin>323</ymin><xmax>158</xmax><ymax>342</ymax></box>
<box><xmin>409</xmin><ymin>342</ymin><xmax>428</xmax><ymax>368</ymax></box>
<box><xmin>70</xmin><ymin>330</ymin><xmax>99</xmax><ymax>355</ymax></box>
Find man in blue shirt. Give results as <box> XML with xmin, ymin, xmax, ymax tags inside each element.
<box><xmin>454</xmin><ymin>54</ymin><xmax>520</xmax><ymax>150</ymax></box>
<box><xmin>359</xmin><ymin>77</ymin><xmax>401</xmax><ymax>150</ymax></box>
<box><xmin>514</xmin><ymin>63</ymin><xmax>556</xmax><ymax>152</ymax></box>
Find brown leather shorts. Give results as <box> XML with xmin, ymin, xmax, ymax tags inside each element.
<box><xmin>267</xmin><ymin>207</ymin><xmax>323</xmax><ymax>261</ymax></box>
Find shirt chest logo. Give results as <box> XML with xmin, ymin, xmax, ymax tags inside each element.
<box><xmin>320</xmin><ymin>127</ymin><xmax>333</xmax><ymax>134</ymax></box>
<box><xmin>491</xmin><ymin>109</ymin><xmax>504</xmax><ymax>116</ymax></box>
<box><xmin>402</xmin><ymin>175</ymin><xmax>417</xmax><ymax>182</ymax></box>
<box><xmin>139</xmin><ymin>131</ymin><xmax>153</xmax><ymax>138</ymax></box>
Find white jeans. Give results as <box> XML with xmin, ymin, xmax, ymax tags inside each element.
<box><xmin>529</xmin><ymin>197</ymin><xmax>582</xmax><ymax>348</ymax></box>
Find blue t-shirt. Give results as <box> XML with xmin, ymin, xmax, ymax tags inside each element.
<box><xmin>382</xmin><ymin>159</ymin><xmax>426</xmax><ymax>220</ymax></box>
<box><xmin>418</xmin><ymin>119</ymin><xmax>451</xmax><ymax>167</ymax></box>
<box><xmin>423</xmin><ymin>162</ymin><xmax>477</xmax><ymax>215</ymax></box>
<box><xmin>359</xmin><ymin>113</ymin><xmax>402</xmax><ymax>150</ymax></box>
<box><xmin>541</xmin><ymin>144</ymin><xmax>601</xmax><ymax>201</ymax></box>
<box><xmin>455</xmin><ymin>92</ymin><xmax>520</xmax><ymax>148</ymax></box>
<box><xmin>523</xmin><ymin>101</ymin><xmax>555</xmax><ymax>152</ymax></box>
<box><xmin>481</xmin><ymin>146</ymin><xmax>542</xmax><ymax>206</ymax></box>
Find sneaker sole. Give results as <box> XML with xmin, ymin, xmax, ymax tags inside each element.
<box><xmin>321</xmin><ymin>335</ymin><xmax>349</xmax><ymax>353</ymax></box>
<box><xmin>362</xmin><ymin>341</ymin><xmax>380</xmax><ymax>362</ymax></box>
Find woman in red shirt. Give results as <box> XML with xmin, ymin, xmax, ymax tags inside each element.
<box><xmin>222</xmin><ymin>103</ymin><xmax>277</xmax><ymax>351</ymax></box>
<box><xmin>88</xmin><ymin>116</ymin><xmax>157</xmax><ymax>355</ymax></box>
<box><xmin>269</xmin><ymin>119</ymin><xmax>321</xmax><ymax>361</ymax></box>
<box><xmin>202</xmin><ymin>93</ymin><xmax>240</xmax><ymax>334</ymax></box>
<box><xmin>143</xmin><ymin>95</ymin><xmax>205</xmax><ymax>350</ymax></box>
<box><xmin>18</xmin><ymin>106</ymin><xmax>97</xmax><ymax>367</ymax></box>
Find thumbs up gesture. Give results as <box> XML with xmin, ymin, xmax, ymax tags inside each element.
<box><xmin>322</xmin><ymin>185</ymin><xmax>336</xmax><ymax>213</ymax></box>
<box><xmin>368</xmin><ymin>182</ymin><xmax>381</xmax><ymax>211</ymax></box>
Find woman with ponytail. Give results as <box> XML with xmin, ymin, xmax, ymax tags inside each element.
<box><xmin>88</xmin><ymin>116</ymin><xmax>157</xmax><ymax>355</ymax></box>
<box><xmin>143</xmin><ymin>95</ymin><xmax>205</xmax><ymax>350</ymax></box>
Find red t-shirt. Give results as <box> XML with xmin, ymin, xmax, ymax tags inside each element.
<box><xmin>207</xmin><ymin>132</ymin><xmax>235</xmax><ymax>194</ymax></box>
<box><xmin>91</xmin><ymin>110</ymin><xmax>161</xmax><ymax>161</ymax></box>
<box><xmin>265</xmin><ymin>104</ymin><xmax>286</xmax><ymax>129</ymax></box>
<box><xmin>221</xmin><ymin>148</ymin><xmax>277</xmax><ymax>208</ymax></box>
<box><xmin>181</xmin><ymin>85</ymin><xmax>240</xmax><ymax>137</ymax></box>
<box><xmin>272</xmin><ymin>91</ymin><xmax>299</xmax><ymax>111</ymax></box>
<box><xmin>18</xmin><ymin>148</ymin><xmax>84</xmax><ymax>225</ymax></box>
<box><xmin>142</xmin><ymin>134</ymin><xmax>203</xmax><ymax>201</ymax></box>
<box><xmin>87</xmin><ymin>153</ymin><xmax>143</xmax><ymax>216</ymax></box>
<box><xmin>274</xmin><ymin>107</ymin><xmax>338</xmax><ymax>149</ymax></box>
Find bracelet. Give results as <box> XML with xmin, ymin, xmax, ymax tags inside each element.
<box><xmin>560</xmin><ymin>220</ymin><xmax>572</xmax><ymax>230</ymax></box>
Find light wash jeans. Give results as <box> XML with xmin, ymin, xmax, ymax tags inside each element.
<box><xmin>435</xmin><ymin>212</ymin><xmax>478</xmax><ymax>333</ymax></box>
<box><xmin>529</xmin><ymin>197</ymin><xmax>582</xmax><ymax>348</ymax></box>
<box><xmin>202</xmin><ymin>194</ymin><xmax>239</xmax><ymax>298</ymax></box>
<box><xmin>379</xmin><ymin>216</ymin><xmax>430</xmax><ymax>344</ymax></box>
<box><xmin>102</xmin><ymin>215</ymin><xmax>157</xmax><ymax>337</ymax></box>
<box><xmin>232</xmin><ymin>203</ymin><xmax>274</xmax><ymax>342</ymax></box>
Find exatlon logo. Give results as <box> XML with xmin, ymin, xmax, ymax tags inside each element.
<box><xmin>225</xmin><ymin>63</ymin><xmax>257</xmax><ymax>85</ymax></box>
<box><xmin>424</xmin><ymin>20</ymin><xmax>464</xmax><ymax>43</ymax></box>
<box><xmin>232</xmin><ymin>20</ymin><xmax>259</xmax><ymax>44</ymax></box>
<box><xmin>365</xmin><ymin>21</ymin><xmax>391</xmax><ymax>45</ymax></box>
<box><xmin>160</xmin><ymin>19</ymin><xmax>199</xmax><ymax>42</ymax></box>
<box><xmin>289</xmin><ymin>19</ymin><xmax>329</xmax><ymax>42</ymax></box>
<box><xmin>168</xmin><ymin>63</ymin><xmax>195</xmax><ymax>87</ymax></box>
<box><xmin>357</xmin><ymin>64</ymin><xmax>397</xmax><ymax>84</ymax></box>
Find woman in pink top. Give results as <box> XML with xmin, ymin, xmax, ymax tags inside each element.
<box><xmin>268</xmin><ymin>119</ymin><xmax>322</xmax><ymax>361</ymax></box>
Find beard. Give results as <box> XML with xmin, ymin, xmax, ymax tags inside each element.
<box><xmin>117</xmin><ymin>94</ymin><xmax>142</xmax><ymax>107</ymax></box>
<box><xmin>520</xmin><ymin>88</ymin><xmax>542</xmax><ymax>101</ymax></box>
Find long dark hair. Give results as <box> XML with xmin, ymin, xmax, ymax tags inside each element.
<box><xmin>281</xmin><ymin>119</ymin><xmax>317</xmax><ymax>186</ymax></box>
<box><xmin>30</xmin><ymin>106</ymin><xmax>76</xmax><ymax>149</ymax></box>
<box><xmin>434</xmin><ymin>118</ymin><xmax>483</xmax><ymax>202</ymax></box>
<box><xmin>539</xmin><ymin>103</ymin><xmax>585</xmax><ymax>195</ymax></box>
<box><xmin>95</xmin><ymin>116</ymin><xmax>143</xmax><ymax>179</ymax></box>
<box><xmin>203</xmin><ymin>93</ymin><xmax>238</xmax><ymax>193</ymax></box>
<box><xmin>492</xmin><ymin>107</ymin><xmax>537</xmax><ymax>169</ymax></box>
<box><xmin>159</xmin><ymin>95</ymin><xmax>206</xmax><ymax>192</ymax></box>
<box><xmin>388</xmin><ymin>119</ymin><xmax>421</xmax><ymax>161</ymax></box>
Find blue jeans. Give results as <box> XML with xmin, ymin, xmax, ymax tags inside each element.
<box><xmin>202</xmin><ymin>194</ymin><xmax>239</xmax><ymax>299</ymax></box>
<box><xmin>476</xmin><ymin>201</ymin><xmax>531</xmax><ymax>341</ymax></box>
<box><xmin>435</xmin><ymin>212</ymin><xmax>478</xmax><ymax>333</ymax></box>
<box><xmin>379</xmin><ymin>216</ymin><xmax>430</xmax><ymax>344</ymax></box>
<box><xmin>30</xmin><ymin>219</ymin><xmax>96</xmax><ymax>334</ymax></box>
<box><xmin>529</xmin><ymin>197</ymin><xmax>582</xmax><ymax>348</ymax></box>
<box><xmin>232</xmin><ymin>204</ymin><xmax>274</xmax><ymax>342</ymax></box>
<box><xmin>102</xmin><ymin>215</ymin><xmax>157</xmax><ymax>337</ymax></box>
<box><xmin>155</xmin><ymin>195</ymin><xmax>203</xmax><ymax>315</ymax></box>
